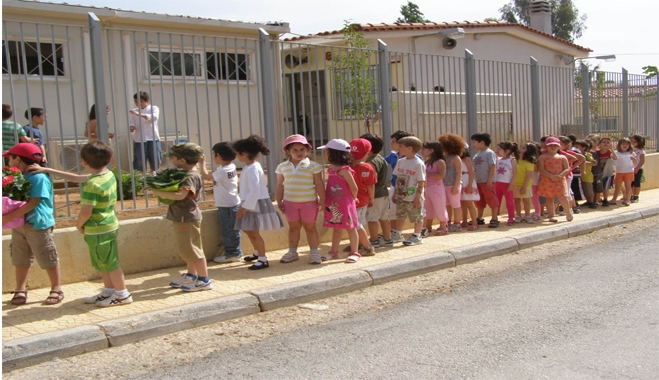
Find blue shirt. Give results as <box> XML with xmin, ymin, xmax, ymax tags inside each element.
<box><xmin>25</xmin><ymin>172</ymin><xmax>55</xmax><ymax>230</ymax></box>
<box><xmin>384</xmin><ymin>151</ymin><xmax>399</xmax><ymax>187</ymax></box>
<box><xmin>23</xmin><ymin>124</ymin><xmax>45</xmax><ymax>147</ymax></box>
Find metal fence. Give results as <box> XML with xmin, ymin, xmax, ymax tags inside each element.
<box><xmin>3</xmin><ymin>14</ymin><xmax>658</xmax><ymax>219</ymax></box>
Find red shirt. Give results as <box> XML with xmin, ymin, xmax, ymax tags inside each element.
<box><xmin>352</xmin><ymin>162</ymin><xmax>376</xmax><ymax>208</ymax></box>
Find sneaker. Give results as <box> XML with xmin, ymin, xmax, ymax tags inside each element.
<box><xmin>452</xmin><ymin>223</ymin><xmax>462</xmax><ymax>232</ymax></box>
<box><xmin>588</xmin><ymin>202</ymin><xmax>599</xmax><ymax>209</ymax></box>
<box><xmin>248</xmin><ymin>260</ymin><xmax>270</xmax><ymax>270</ymax></box>
<box><xmin>382</xmin><ymin>239</ymin><xmax>394</xmax><ymax>247</ymax></box>
<box><xmin>631</xmin><ymin>196</ymin><xmax>639</xmax><ymax>203</ymax></box>
<box><xmin>420</xmin><ymin>228</ymin><xmax>429</xmax><ymax>238</ymax></box>
<box><xmin>392</xmin><ymin>232</ymin><xmax>404</xmax><ymax>243</ymax></box>
<box><xmin>280</xmin><ymin>251</ymin><xmax>299</xmax><ymax>263</ymax></box>
<box><xmin>524</xmin><ymin>216</ymin><xmax>534</xmax><ymax>224</ymax></box>
<box><xmin>403</xmin><ymin>234</ymin><xmax>423</xmax><ymax>246</ymax></box>
<box><xmin>170</xmin><ymin>273</ymin><xmax>197</xmax><ymax>288</ymax></box>
<box><xmin>602</xmin><ymin>200</ymin><xmax>610</xmax><ymax>207</ymax></box>
<box><xmin>369</xmin><ymin>239</ymin><xmax>381</xmax><ymax>248</ymax></box>
<box><xmin>532</xmin><ymin>214</ymin><xmax>541</xmax><ymax>221</ymax></box>
<box><xmin>243</xmin><ymin>253</ymin><xmax>259</xmax><ymax>262</ymax></box>
<box><xmin>476</xmin><ymin>218</ymin><xmax>485</xmax><ymax>225</ymax></box>
<box><xmin>321</xmin><ymin>251</ymin><xmax>339</xmax><ymax>261</ymax></box>
<box><xmin>181</xmin><ymin>279</ymin><xmax>213</xmax><ymax>292</ymax></box>
<box><xmin>572</xmin><ymin>207</ymin><xmax>581</xmax><ymax>214</ymax></box>
<box><xmin>84</xmin><ymin>292</ymin><xmax>112</xmax><ymax>304</ymax></box>
<box><xmin>309</xmin><ymin>251</ymin><xmax>322</xmax><ymax>265</ymax></box>
<box><xmin>514</xmin><ymin>216</ymin><xmax>523</xmax><ymax>223</ymax></box>
<box><xmin>213</xmin><ymin>254</ymin><xmax>243</xmax><ymax>264</ymax></box>
<box><xmin>96</xmin><ymin>293</ymin><xmax>133</xmax><ymax>307</ymax></box>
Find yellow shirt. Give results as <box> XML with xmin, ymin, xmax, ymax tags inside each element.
<box><xmin>275</xmin><ymin>158</ymin><xmax>322</xmax><ymax>202</ymax></box>
<box><xmin>514</xmin><ymin>159</ymin><xmax>535</xmax><ymax>187</ymax></box>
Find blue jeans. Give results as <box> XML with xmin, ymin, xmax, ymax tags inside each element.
<box><xmin>133</xmin><ymin>140</ymin><xmax>162</xmax><ymax>173</ymax></box>
<box><xmin>217</xmin><ymin>206</ymin><xmax>242</xmax><ymax>257</ymax></box>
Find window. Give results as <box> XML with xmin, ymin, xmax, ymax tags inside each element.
<box><xmin>148</xmin><ymin>51</ymin><xmax>201</xmax><ymax>77</ymax></box>
<box><xmin>206</xmin><ymin>52</ymin><xmax>249</xmax><ymax>81</ymax></box>
<box><xmin>2</xmin><ymin>40</ymin><xmax>65</xmax><ymax>76</ymax></box>
<box><xmin>333</xmin><ymin>65</ymin><xmax>380</xmax><ymax>119</ymax></box>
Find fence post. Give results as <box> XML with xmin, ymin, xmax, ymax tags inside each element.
<box><xmin>259</xmin><ymin>28</ymin><xmax>277</xmax><ymax>196</ymax></box>
<box><xmin>622</xmin><ymin>68</ymin><xmax>629</xmax><ymax>137</ymax></box>
<box><xmin>580</xmin><ymin>62</ymin><xmax>590</xmax><ymax>137</ymax></box>
<box><xmin>530</xmin><ymin>57</ymin><xmax>541</xmax><ymax>142</ymax></box>
<box><xmin>464</xmin><ymin>49</ymin><xmax>477</xmax><ymax>154</ymax></box>
<box><xmin>656</xmin><ymin>81</ymin><xmax>659</xmax><ymax>151</ymax></box>
<box><xmin>88</xmin><ymin>12</ymin><xmax>108</xmax><ymax>142</ymax></box>
<box><xmin>378</xmin><ymin>40</ymin><xmax>392</xmax><ymax>155</ymax></box>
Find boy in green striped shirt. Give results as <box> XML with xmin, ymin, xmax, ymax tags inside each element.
<box><xmin>32</xmin><ymin>141</ymin><xmax>132</xmax><ymax>307</ymax></box>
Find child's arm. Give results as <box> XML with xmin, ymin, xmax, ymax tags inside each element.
<box><xmin>338</xmin><ymin>169</ymin><xmax>358</xmax><ymax>199</ymax></box>
<box><xmin>1</xmin><ymin>197</ymin><xmax>40</xmax><ymax>225</ymax></box>
<box><xmin>508</xmin><ymin>158</ymin><xmax>517</xmax><ymax>192</ymax></box>
<box><xmin>39</xmin><ymin>144</ymin><xmax>47</xmax><ymax>165</ymax></box>
<box><xmin>275</xmin><ymin>173</ymin><xmax>285</xmax><ymax>212</ymax></box>
<box><xmin>634</xmin><ymin>152</ymin><xmax>645</xmax><ymax>173</ymax></box>
<box><xmin>367</xmin><ymin>184</ymin><xmax>375</xmax><ymax>207</ymax></box>
<box><xmin>611</xmin><ymin>151</ymin><xmax>618</xmax><ymax>160</ymax></box>
<box><xmin>487</xmin><ymin>163</ymin><xmax>495</xmax><ymax>188</ymax></box>
<box><xmin>630</xmin><ymin>153</ymin><xmax>638</xmax><ymax>167</ymax></box>
<box><xmin>76</xmin><ymin>204</ymin><xmax>93</xmax><ymax>234</ymax></box>
<box><xmin>151</xmin><ymin>188</ymin><xmax>190</xmax><ymax>201</ymax></box>
<box><xmin>520</xmin><ymin>163</ymin><xmax>532</xmax><ymax>195</ymax></box>
<box><xmin>572</xmin><ymin>152</ymin><xmax>585</xmax><ymax>168</ymax></box>
<box><xmin>558</xmin><ymin>156</ymin><xmax>571</xmax><ymax>179</ymax></box>
<box><xmin>313</xmin><ymin>172</ymin><xmax>325</xmax><ymax>211</ymax></box>
<box><xmin>451</xmin><ymin>156</ymin><xmax>462</xmax><ymax>195</ymax></box>
<box><xmin>27</xmin><ymin>165</ymin><xmax>89</xmax><ymax>183</ymax></box>
<box><xmin>426</xmin><ymin>160</ymin><xmax>446</xmax><ymax>180</ymax></box>
<box><xmin>197</xmin><ymin>155</ymin><xmax>214</xmax><ymax>181</ymax></box>
<box><xmin>414</xmin><ymin>181</ymin><xmax>425</xmax><ymax>208</ymax></box>
<box><xmin>464</xmin><ymin>157</ymin><xmax>475</xmax><ymax>194</ymax></box>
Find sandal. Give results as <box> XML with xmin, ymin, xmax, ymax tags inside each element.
<box><xmin>10</xmin><ymin>290</ymin><xmax>27</xmax><ymax>305</ymax></box>
<box><xmin>467</xmin><ymin>224</ymin><xmax>478</xmax><ymax>231</ymax></box>
<box><xmin>345</xmin><ymin>252</ymin><xmax>361</xmax><ymax>263</ymax></box>
<box><xmin>360</xmin><ymin>247</ymin><xmax>376</xmax><ymax>257</ymax></box>
<box><xmin>435</xmin><ymin>227</ymin><xmax>449</xmax><ymax>236</ymax></box>
<box><xmin>321</xmin><ymin>250</ymin><xmax>339</xmax><ymax>261</ymax></box>
<box><xmin>488</xmin><ymin>220</ymin><xmax>500</xmax><ymax>228</ymax></box>
<box><xmin>548</xmin><ymin>217</ymin><xmax>558</xmax><ymax>223</ymax></box>
<box><xmin>44</xmin><ymin>290</ymin><xmax>64</xmax><ymax>305</ymax></box>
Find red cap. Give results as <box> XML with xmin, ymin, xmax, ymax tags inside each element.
<box><xmin>349</xmin><ymin>138</ymin><xmax>372</xmax><ymax>161</ymax></box>
<box><xmin>2</xmin><ymin>143</ymin><xmax>43</xmax><ymax>161</ymax></box>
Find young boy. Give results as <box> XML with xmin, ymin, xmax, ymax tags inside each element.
<box><xmin>574</xmin><ymin>140</ymin><xmax>599</xmax><ymax>209</ymax></box>
<box><xmin>33</xmin><ymin>141</ymin><xmax>132</xmax><ymax>306</ymax></box>
<box><xmin>2</xmin><ymin>143</ymin><xmax>62</xmax><ymax>305</ymax></box>
<box><xmin>129</xmin><ymin>91</ymin><xmax>161</xmax><ymax>175</ymax></box>
<box><xmin>3</xmin><ymin>104</ymin><xmax>28</xmax><ymax>158</ymax></box>
<box><xmin>385</xmin><ymin>130</ymin><xmax>413</xmax><ymax>242</ymax></box>
<box><xmin>23</xmin><ymin>107</ymin><xmax>47</xmax><ymax>166</ymax></box>
<box><xmin>346</xmin><ymin>138</ymin><xmax>376</xmax><ymax>256</ymax></box>
<box><xmin>471</xmin><ymin>133</ymin><xmax>499</xmax><ymax>227</ymax></box>
<box><xmin>152</xmin><ymin>142</ymin><xmax>211</xmax><ymax>292</ymax></box>
<box><xmin>360</xmin><ymin>133</ymin><xmax>393</xmax><ymax>248</ymax></box>
<box><xmin>198</xmin><ymin>142</ymin><xmax>242</xmax><ymax>263</ymax></box>
<box><xmin>391</xmin><ymin>136</ymin><xmax>426</xmax><ymax>246</ymax></box>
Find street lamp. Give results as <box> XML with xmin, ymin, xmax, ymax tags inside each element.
<box><xmin>556</xmin><ymin>54</ymin><xmax>617</xmax><ymax>65</ymax></box>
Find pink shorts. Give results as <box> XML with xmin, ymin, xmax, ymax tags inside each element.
<box><xmin>444</xmin><ymin>184</ymin><xmax>462</xmax><ymax>208</ymax></box>
<box><xmin>283</xmin><ymin>200</ymin><xmax>318</xmax><ymax>223</ymax></box>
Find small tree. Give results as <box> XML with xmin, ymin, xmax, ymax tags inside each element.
<box><xmin>396</xmin><ymin>1</ymin><xmax>431</xmax><ymax>23</ymax></box>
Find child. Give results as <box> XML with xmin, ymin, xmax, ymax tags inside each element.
<box><xmin>3</xmin><ymin>104</ymin><xmax>28</xmax><ymax>158</ymax></box>
<box><xmin>471</xmin><ymin>133</ymin><xmax>499</xmax><ymax>227</ymax></box>
<box><xmin>586</xmin><ymin>136</ymin><xmax>602</xmax><ymax>208</ymax></box>
<box><xmin>152</xmin><ymin>143</ymin><xmax>211</xmax><ymax>290</ymax></box>
<box><xmin>493</xmin><ymin>141</ymin><xmax>518</xmax><ymax>226</ymax></box>
<box><xmin>438</xmin><ymin>134</ymin><xmax>464</xmax><ymax>232</ymax></box>
<box><xmin>275</xmin><ymin>135</ymin><xmax>324</xmax><ymax>265</ymax></box>
<box><xmin>234</xmin><ymin>135</ymin><xmax>284</xmax><ymax>269</ymax></box>
<box><xmin>2</xmin><ymin>143</ymin><xmax>62</xmax><ymax>305</ymax></box>
<box><xmin>318</xmin><ymin>139</ymin><xmax>360</xmax><ymax>263</ymax></box>
<box><xmin>32</xmin><ymin>142</ymin><xmax>131</xmax><ymax>306</ymax></box>
<box><xmin>630</xmin><ymin>134</ymin><xmax>646</xmax><ymax>203</ymax></box>
<box><xmin>360</xmin><ymin>133</ymin><xmax>393</xmax><ymax>248</ymax></box>
<box><xmin>346</xmin><ymin>138</ymin><xmax>376</xmax><ymax>257</ymax></box>
<box><xmin>558</xmin><ymin>136</ymin><xmax>585</xmax><ymax>215</ymax></box>
<box><xmin>198</xmin><ymin>142</ymin><xmax>242</xmax><ymax>263</ymax></box>
<box><xmin>610</xmin><ymin>138</ymin><xmax>638</xmax><ymax>206</ymax></box>
<box><xmin>597</xmin><ymin>137</ymin><xmax>615</xmax><ymax>206</ymax></box>
<box><xmin>531</xmin><ymin>142</ymin><xmax>544</xmax><ymax>220</ymax></box>
<box><xmin>514</xmin><ymin>142</ymin><xmax>538</xmax><ymax>224</ymax></box>
<box><xmin>421</xmin><ymin>141</ymin><xmax>448</xmax><ymax>236</ymax></box>
<box><xmin>460</xmin><ymin>143</ymin><xmax>479</xmax><ymax>231</ymax></box>
<box><xmin>537</xmin><ymin>137</ymin><xmax>573</xmax><ymax>222</ymax></box>
<box><xmin>385</xmin><ymin>130</ymin><xmax>413</xmax><ymax>243</ymax></box>
<box><xmin>129</xmin><ymin>91</ymin><xmax>161</xmax><ymax>175</ymax></box>
<box><xmin>392</xmin><ymin>136</ymin><xmax>426</xmax><ymax>246</ymax></box>
<box><xmin>23</xmin><ymin>107</ymin><xmax>47</xmax><ymax>166</ymax></box>
<box><xmin>574</xmin><ymin>140</ymin><xmax>598</xmax><ymax>209</ymax></box>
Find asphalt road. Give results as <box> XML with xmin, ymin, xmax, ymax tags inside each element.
<box><xmin>144</xmin><ymin>224</ymin><xmax>659</xmax><ymax>379</ymax></box>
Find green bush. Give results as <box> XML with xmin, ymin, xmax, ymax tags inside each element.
<box><xmin>112</xmin><ymin>167</ymin><xmax>144</xmax><ymax>200</ymax></box>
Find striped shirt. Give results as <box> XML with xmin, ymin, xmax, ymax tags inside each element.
<box><xmin>81</xmin><ymin>170</ymin><xmax>118</xmax><ymax>235</ymax></box>
<box><xmin>275</xmin><ymin>158</ymin><xmax>322</xmax><ymax>202</ymax></box>
<box><xmin>2</xmin><ymin>120</ymin><xmax>26</xmax><ymax>152</ymax></box>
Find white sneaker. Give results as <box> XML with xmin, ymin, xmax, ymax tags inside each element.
<box><xmin>525</xmin><ymin>216</ymin><xmax>534</xmax><ymax>224</ymax></box>
<box><xmin>392</xmin><ymin>232</ymin><xmax>404</xmax><ymax>243</ymax></box>
<box><xmin>181</xmin><ymin>279</ymin><xmax>213</xmax><ymax>292</ymax></box>
<box><xmin>514</xmin><ymin>216</ymin><xmax>523</xmax><ymax>223</ymax></box>
<box><xmin>96</xmin><ymin>293</ymin><xmax>133</xmax><ymax>307</ymax></box>
<box><xmin>213</xmin><ymin>254</ymin><xmax>243</xmax><ymax>264</ymax></box>
<box><xmin>309</xmin><ymin>251</ymin><xmax>322</xmax><ymax>265</ymax></box>
<box><xmin>170</xmin><ymin>273</ymin><xmax>197</xmax><ymax>288</ymax></box>
<box><xmin>84</xmin><ymin>291</ymin><xmax>112</xmax><ymax>304</ymax></box>
<box><xmin>403</xmin><ymin>234</ymin><xmax>423</xmax><ymax>246</ymax></box>
<box><xmin>280</xmin><ymin>251</ymin><xmax>299</xmax><ymax>263</ymax></box>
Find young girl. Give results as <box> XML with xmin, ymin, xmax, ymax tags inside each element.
<box><xmin>630</xmin><ymin>134</ymin><xmax>646</xmax><ymax>203</ymax></box>
<box><xmin>438</xmin><ymin>134</ymin><xmax>464</xmax><ymax>232</ymax></box>
<box><xmin>459</xmin><ymin>143</ymin><xmax>479</xmax><ymax>231</ymax></box>
<box><xmin>421</xmin><ymin>141</ymin><xmax>449</xmax><ymax>236</ymax></box>
<box><xmin>275</xmin><ymin>135</ymin><xmax>325</xmax><ymax>265</ymax></box>
<box><xmin>318</xmin><ymin>139</ymin><xmax>360</xmax><ymax>263</ymax></box>
<box><xmin>234</xmin><ymin>135</ymin><xmax>284</xmax><ymax>270</ymax></box>
<box><xmin>494</xmin><ymin>141</ymin><xmax>518</xmax><ymax>226</ymax></box>
<box><xmin>513</xmin><ymin>142</ymin><xmax>538</xmax><ymax>224</ymax></box>
<box><xmin>611</xmin><ymin>137</ymin><xmax>638</xmax><ymax>206</ymax></box>
<box><xmin>597</xmin><ymin>137</ymin><xmax>615</xmax><ymax>206</ymax></box>
<box><xmin>537</xmin><ymin>136</ymin><xmax>573</xmax><ymax>222</ymax></box>
<box><xmin>531</xmin><ymin>142</ymin><xmax>543</xmax><ymax>220</ymax></box>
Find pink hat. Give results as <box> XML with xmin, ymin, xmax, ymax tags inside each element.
<box><xmin>545</xmin><ymin>136</ymin><xmax>561</xmax><ymax>146</ymax></box>
<box><xmin>349</xmin><ymin>138</ymin><xmax>372</xmax><ymax>160</ymax></box>
<box><xmin>317</xmin><ymin>139</ymin><xmax>351</xmax><ymax>152</ymax></box>
<box><xmin>283</xmin><ymin>134</ymin><xmax>312</xmax><ymax>151</ymax></box>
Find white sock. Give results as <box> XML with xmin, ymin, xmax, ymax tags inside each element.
<box><xmin>258</xmin><ymin>256</ymin><xmax>268</xmax><ymax>263</ymax></box>
<box><xmin>103</xmin><ymin>288</ymin><xmax>115</xmax><ymax>296</ymax></box>
<box><xmin>115</xmin><ymin>289</ymin><xmax>129</xmax><ymax>297</ymax></box>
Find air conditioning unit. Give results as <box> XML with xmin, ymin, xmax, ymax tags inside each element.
<box><xmin>48</xmin><ymin>138</ymin><xmax>85</xmax><ymax>173</ymax></box>
<box><xmin>159</xmin><ymin>133</ymin><xmax>198</xmax><ymax>169</ymax></box>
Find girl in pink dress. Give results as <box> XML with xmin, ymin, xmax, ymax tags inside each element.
<box><xmin>537</xmin><ymin>136</ymin><xmax>573</xmax><ymax>223</ymax></box>
<box><xmin>421</xmin><ymin>141</ymin><xmax>448</xmax><ymax>236</ymax></box>
<box><xmin>318</xmin><ymin>139</ymin><xmax>360</xmax><ymax>263</ymax></box>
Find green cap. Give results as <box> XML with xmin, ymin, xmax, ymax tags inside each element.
<box><xmin>166</xmin><ymin>142</ymin><xmax>203</xmax><ymax>160</ymax></box>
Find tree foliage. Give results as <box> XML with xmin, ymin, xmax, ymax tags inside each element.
<box><xmin>396</xmin><ymin>1</ymin><xmax>431</xmax><ymax>23</ymax></box>
<box><xmin>498</xmin><ymin>0</ymin><xmax>587</xmax><ymax>42</ymax></box>
<box><xmin>642</xmin><ymin>65</ymin><xmax>658</xmax><ymax>79</ymax></box>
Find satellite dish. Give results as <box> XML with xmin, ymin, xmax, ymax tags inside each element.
<box><xmin>284</xmin><ymin>54</ymin><xmax>308</xmax><ymax>69</ymax></box>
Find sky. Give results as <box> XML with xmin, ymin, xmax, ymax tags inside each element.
<box><xmin>56</xmin><ymin>0</ymin><xmax>657</xmax><ymax>74</ymax></box>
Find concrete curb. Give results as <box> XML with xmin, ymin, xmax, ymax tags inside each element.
<box><xmin>363</xmin><ymin>252</ymin><xmax>455</xmax><ymax>285</ymax></box>
<box><xmin>639</xmin><ymin>205</ymin><xmax>659</xmax><ymax>218</ymax></box>
<box><xmin>563</xmin><ymin>218</ymin><xmax>610</xmax><ymax>237</ymax></box>
<box><xmin>2</xmin><ymin>325</ymin><xmax>108</xmax><ymax>371</ymax></box>
<box><xmin>250</xmin><ymin>271</ymin><xmax>373</xmax><ymax>311</ymax></box>
<box><xmin>449</xmin><ymin>238</ymin><xmax>519</xmax><ymax>266</ymax></box>
<box><xmin>98</xmin><ymin>293</ymin><xmax>261</xmax><ymax>346</ymax></box>
<box><xmin>509</xmin><ymin>227</ymin><xmax>568</xmax><ymax>250</ymax></box>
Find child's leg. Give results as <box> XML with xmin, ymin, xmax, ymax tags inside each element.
<box><xmin>330</xmin><ymin>228</ymin><xmax>343</xmax><ymax>253</ymax></box>
<box><xmin>302</xmin><ymin>221</ymin><xmax>319</xmax><ymax>249</ymax></box>
<box><xmin>514</xmin><ymin>198</ymin><xmax>522</xmax><ymax>218</ymax></box>
<box><xmin>547</xmin><ymin>198</ymin><xmax>556</xmax><ymax>218</ymax></box>
<box><xmin>504</xmin><ymin>190</ymin><xmax>515</xmax><ymax>222</ymax></box>
<box><xmin>379</xmin><ymin>219</ymin><xmax>391</xmax><ymax>240</ymax></box>
<box><xmin>492</xmin><ymin>182</ymin><xmax>507</xmax><ymax>220</ymax></box>
<box><xmin>191</xmin><ymin>258</ymin><xmax>208</xmax><ymax>277</ymax></box>
<box><xmin>413</xmin><ymin>221</ymin><xmax>423</xmax><ymax>235</ymax></box>
<box><xmin>632</xmin><ymin>169</ymin><xmax>642</xmax><ymax>198</ymax></box>
<box><xmin>532</xmin><ymin>185</ymin><xmax>541</xmax><ymax>216</ymax></box>
<box><xmin>557</xmin><ymin>196</ymin><xmax>573</xmax><ymax>220</ymax></box>
<box><xmin>15</xmin><ymin>266</ymin><xmax>31</xmax><ymax>291</ymax></box>
<box><xmin>347</xmin><ymin>227</ymin><xmax>359</xmax><ymax>252</ymax></box>
<box><xmin>623</xmin><ymin>180</ymin><xmax>633</xmax><ymax>202</ymax></box>
<box><xmin>357</xmin><ymin>226</ymin><xmax>372</xmax><ymax>249</ymax></box>
<box><xmin>105</xmin><ymin>268</ymin><xmax>127</xmax><ymax>291</ymax></box>
<box><xmin>522</xmin><ymin>198</ymin><xmax>531</xmax><ymax>217</ymax></box>
<box><xmin>244</xmin><ymin>230</ymin><xmax>266</xmax><ymax>257</ymax></box>
<box><xmin>287</xmin><ymin>220</ymin><xmax>302</xmax><ymax>250</ymax></box>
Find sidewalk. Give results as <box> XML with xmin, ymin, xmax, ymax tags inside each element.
<box><xmin>3</xmin><ymin>189</ymin><xmax>659</xmax><ymax>369</ymax></box>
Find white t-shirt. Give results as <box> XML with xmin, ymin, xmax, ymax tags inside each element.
<box><xmin>239</xmin><ymin>162</ymin><xmax>270</xmax><ymax>211</ymax></box>
<box><xmin>129</xmin><ymin>104</ymin><xmax>160</xmax><ymax>142</ymax></box>
<box><xmin>634</xmin><ymin>148</ymin><xmax>646</xmax><ymax>169</ymax></box>
<box><xmin>212</xmin><ymin>163</ymin><xmax>240</xmax><ymax>207</ymax></box>
<box><xmin>612</xmin><ymin>151</ymin><xmax>636</xmax><ymax>174</ymax></box>
<box><xmin>495</xmin><ymin>157</ymin><xmax>514</xmax><ymax>183</ymax></box>
<box><xmin>392</xmin><ymin>156</ymin><xmax>426</xmax><ymax>202</ymax></box>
